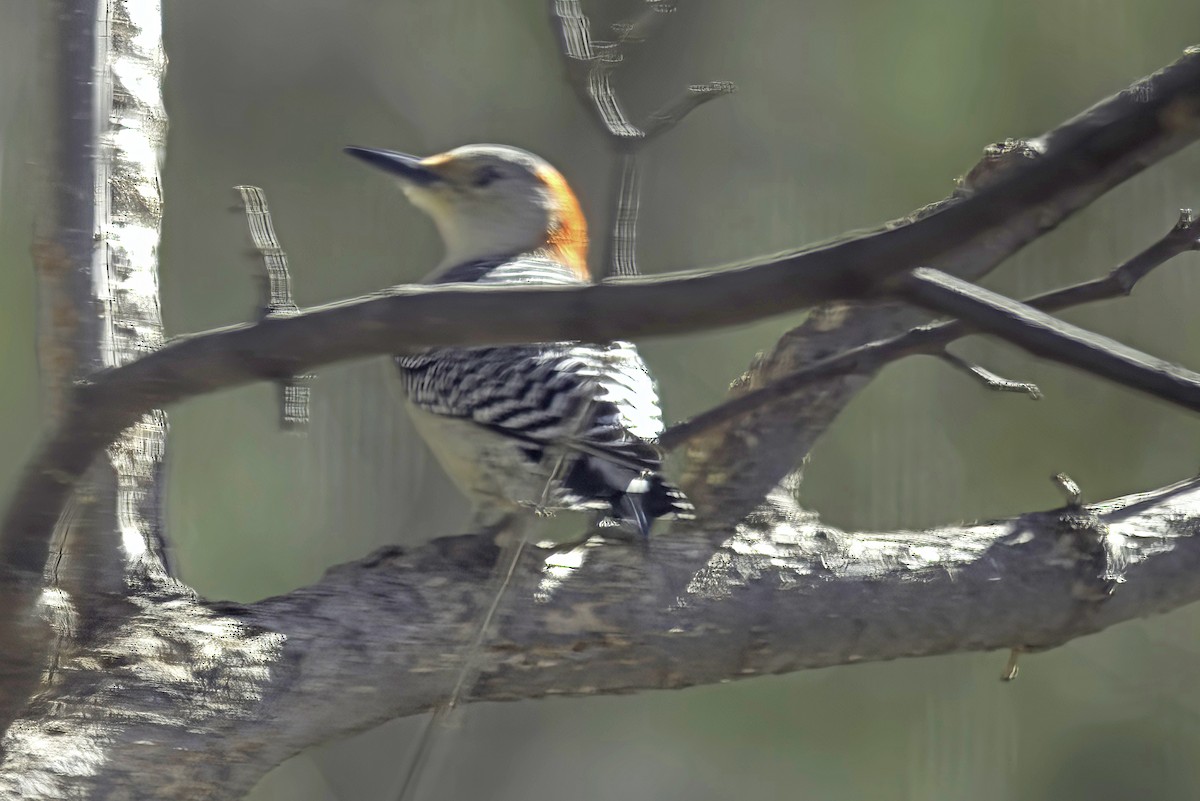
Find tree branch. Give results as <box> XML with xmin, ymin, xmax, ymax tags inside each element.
<box><xmin>2</xmin><ymin>27</ymin><xmax>1200</xmax><ymax>795</ymax></box>
<box><xmin>550</xmin><ymin>0</ymin><xmax>642</xmax><ymax>140</ymax></box>
<box><xmin>5</xmin><ymin>476</ymin><xmax>1200</xmax><ymax>797</ymax></box>
<box><xmin>897</xmin><ymin>266</ymin><xmax>1200</xmax><ymax>409</ymax></box>
<box><xmin>678</xmin><ymin>93</ymin><xmax>1200</xmax><ymax>523</ymax></box>
<box><xmin>936</xmin><ymin>351</ymin><xmax>1043</xmax><ymax>399</ymax></box>
<box><xmin>237</xmin><ymin>185</ymin><xmax>312</xmax><ymax>430</ymax></box>
<box><xmin>661</xmin><ymin>209</ymin><xmax>1200</xmax><ymax>449</ymax></box>
<box><xmin>549</xmin><ymin>0</ymin><xmax>735</xmax><ymax>278</ymax></box>
<box><xmin>639</xmin><ymin>81</ymin><xmax>737</xmax><ymax>144</ymax></box>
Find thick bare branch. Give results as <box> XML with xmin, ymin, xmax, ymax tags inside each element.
<box><xmin>4</xmin><ymin>477</ymin><xmax>1200</xmax><ymax>797</ymax></box>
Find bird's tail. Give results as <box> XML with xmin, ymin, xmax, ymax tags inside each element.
<box><xmin>561</xmin><ymin>441</ymin><xmax>693</xmax><ymax>539</ymax></box>
<box><xmin>611</xmin><ymin>472</ymin><xmax>694</xmax><ymax>539</ymax></box>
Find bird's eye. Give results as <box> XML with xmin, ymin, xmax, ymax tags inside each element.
<box><xmin>472</xmin><ymin>166</ymin><xmax>503</xmax><ymax>187</ymax></box>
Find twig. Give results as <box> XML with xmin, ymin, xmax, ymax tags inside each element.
<box><xmin>1027</xmin><ymin>208</ymin><xmax>1200</xmax><ymax>307</ymax></box>
<box><xmin>237</xmin><ymin>185</ymin><xmax>312</xmax><ymax>430</ymax></box>
<box><xmin>606</xmin><ymin>154</ymin><xmax>641</xmax><ymax>278</ymax></box>
<box><xmin>639</xmin><ymin>82</ymin><xmax>738</xmax><ymax>144</ymax></box>
<box><xmin>550</xmin><ymin>0</ymin><xmax>641</xmax><ymax>140</ymax></box>
<box><xmin>937</xmin><ymin>351</ymin><xmax>1043</xmax><ymax>399</ymax></box>
<box><xmin>610</xmin><ymin>0</ymin><xmax>674</xmax><ymax>50</ymax></box>
<box><xmin>1053</xmin><ymin>472</ymin><xmax>1084</xmax><ymax>507</ymax></box>
<box><xmin>897</xmin><ymin>266</ymin><xmax>1200</xmax><ymax>412</ymax></box>
<box><xmin>1002</xmin><ymin>649</ymin><xmax>1021</xmax><ymax>681</ymax></box>
<box><xmin>550</xmin><ymin>0</ymin><xmax>735</xmax><ymax>279</ymax></box>
<box><xmin>551</xmin><ymin>0</ymin><xmax>643</xmax><ymax>280</ymax></box>
<box><xmin>393</xmin><ymin>533</ymin><xmax>530</xmax><ymax>801</ymax></box>
<box><xmin>661</xmin><ymin>209</ymin><xmax>1200</xmax><ymax>450</ymax></box>
<box><xmin>396</xmin><ymin>398</ymin><xmax>598</xmax><ymax>801</ymax></box>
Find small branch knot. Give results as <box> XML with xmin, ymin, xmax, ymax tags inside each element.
<box><xmin>959</xmin><ymin>138</ymin><xmax>1043</xmax><ymax>194</ymax></box>
<box><xmin>1055</xmin><ymin>507</ymin><xmax>1123</xmax><ymax>601</ymax></box>
<box><xmin>1049</xmin><ymin>473</ymin><xmax>1124</xmax><ymax>601</ymax></box>
<box><xmin>1052</xmin><ymin>472</ymin><xmax>1083</xmax><ymax>507</ymax></box>
<box><xmin>1176</xmin><ymin>208</ymin><xmax>1200</xmax><ymax>250</ymax></box>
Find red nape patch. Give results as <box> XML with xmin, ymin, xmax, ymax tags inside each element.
<box><xmin>536</xmin><ymin>165</ymin><xmax>590</xmax><ymax>281</ymax></box>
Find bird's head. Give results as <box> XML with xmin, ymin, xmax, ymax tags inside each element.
<box><xmin>346</xmin><ymin>143</ymin><xmax>589</xmax><ymax>280</ymax></box>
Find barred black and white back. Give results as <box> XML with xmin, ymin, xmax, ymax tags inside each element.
<box><xmin>397</xmin><ymin>254</ymin><xmax>692</xmax><ymax>536</ymax></box>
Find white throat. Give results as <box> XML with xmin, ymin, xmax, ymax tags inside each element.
<box><xmin>407</xmin><ymin>186</ymin><xmax>556</xmax><ymax>273</ymax></box>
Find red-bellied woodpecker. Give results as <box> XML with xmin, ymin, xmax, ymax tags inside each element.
<box><xmin>345</xmin><ymin>143</ymin><xmax>692</xmax><ymax>540</ymax></box>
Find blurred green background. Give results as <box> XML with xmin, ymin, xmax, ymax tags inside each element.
<box><xmin>5</xmin><ymin>1</ymin><xmax>1200</xmax><ymax>799</ymax></box>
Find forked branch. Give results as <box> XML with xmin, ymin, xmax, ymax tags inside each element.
<box><xmin>549</xmin><ymin>0</ymin><xmax>735</xmax><ymax>277</ymax></box>
<box><xmin>661</xmin><ymin>209</ymin><xmax>1200</xmax><ymax>449</ymax></box>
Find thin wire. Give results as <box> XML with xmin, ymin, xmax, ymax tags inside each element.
<box><xmin>392</xmin><ymin>533</ymin><xmax>529</xmax><ymax>801</ymax></box>
<box><xmin>394</xmin><ymin>416</ymin><xmax>586</xmax><ymax>801</ymax></box>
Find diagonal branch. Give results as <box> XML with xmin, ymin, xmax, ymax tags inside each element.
<box><xmin>680</xmin><ymin>119</ymin><xmax>1200</xmax><ymax>521</ymax></box>
<box><xmin>662</xmin><ymin>210</ymin><xmax>1200</xmax><ymax>449</ymax></box>
<box><xmin>897</xmin><ymin>266</ymin><xmax>1200</xmax><ymax>410</ymax></box>
<box><xmin>237</xmin><ymin>185</ymin><xmax>312</xmax><ymax>430</ymax></box>
<box><xmin>550</xmin><ymin>0</ymin><xmax>735</xmax><ymax>278</ymax></box>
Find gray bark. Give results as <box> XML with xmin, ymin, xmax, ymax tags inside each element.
<box><xmin>0</xmin><ymin>0</ymin><xmax>168</xmax><ymax>754</ymax></box>
<box><xmin>3</xmin><ymin>479</ymin><xmax>1199</xmax><ymax>798</ymax></box>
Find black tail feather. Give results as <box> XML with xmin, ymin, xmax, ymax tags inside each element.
<box><xmin>610</xmin><ymin>473</ymin><xmax>694</xmax><ymax>538</ymax></box>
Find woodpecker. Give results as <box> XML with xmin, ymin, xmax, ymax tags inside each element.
<box><xmin>345</xmin><ymin>143</ymin><xmax>691</xmax><ymax>538</ymax></box>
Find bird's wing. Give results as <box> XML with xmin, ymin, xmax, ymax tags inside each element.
<box><xmin>397</xmin><ymin>340</ymin><xmax>665</xmax><ymax>469</ymax></box>
<box><xmin>407</xmin><ymin>253</ymin><xmax>666</xmax><ymax>468</ymax></box>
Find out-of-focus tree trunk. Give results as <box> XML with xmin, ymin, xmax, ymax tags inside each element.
<box><xmin>0</xmin><ymin>0</ymin><xmax>168</xmax><ymax>745</ymax></box>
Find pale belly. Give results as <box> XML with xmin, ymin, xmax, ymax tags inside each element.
<box><xmin>406</xmin><ymin>403</ymin><xmax>574</xmax><ymax>513</ymax></box>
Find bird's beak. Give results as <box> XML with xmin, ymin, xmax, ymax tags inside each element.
<box><xmin>344</xmin><ymin>146</ymin><xmax>441</xmax><ymax>186</ymax></box>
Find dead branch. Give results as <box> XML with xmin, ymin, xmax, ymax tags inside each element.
<box><xmin>661</xmin><ymin>209</ymin><xmax>1200</xmax><ymax>449</ymax></box>
<box><xmin>237</xmin><ymin>185</ymin><xmax>312</xmax><ymax>430</ymax></box>
<box><xmin>550</xmin><ymin>0</ymin><xmax>735</xmax><ymax>278</ymax></box>
<box><xmin>5</xmin><ymin>476</ymin><xmax>1200</xmax><ymax>797</ymax></box>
